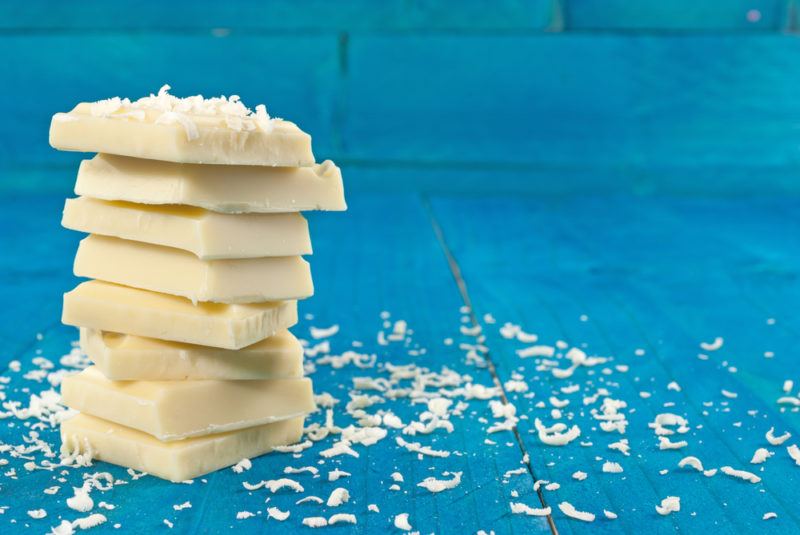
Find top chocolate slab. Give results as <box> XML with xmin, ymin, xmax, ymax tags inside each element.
<box><xmin>49</xmin><ymin>85</ymin><xmax>315</xmax><ymax>167</ymax></box>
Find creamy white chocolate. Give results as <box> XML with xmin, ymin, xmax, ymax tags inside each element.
<box><xmin>62</xmin><ymin>367</ymin><xmax>315</xmax><ymax>441</ymax></box>
<box><xmin>61</xmin><ymin>413</ymin><xmax>304</xmax><ymax>482</ymax></box>
<box><xmin>63</xmin><ymin>280</ymin><xmax>297</xmax><ymax>349</ymax></box>
<box><xmin>75</xmin><ymin>154</ymin><xmax>346</xmax><ymax>213</ymax></box>
<box><xmin>50</xmin><ymin>102</ymin><xmax>314</xmax><ymax>167</ymax></box>
<box><xmin>62</xmin><ymin>197</ymin><xmax>312</xmax><ymax>259</ymax></box>
<box><xmin>74</xmin><ymin>235</ymin><xmax>313</xmax><ymax>303</ymax></box>
<box><xmin>81</xmin><ymin>328</ymin><xmax>304</xmax><ymax>381</ymax></box>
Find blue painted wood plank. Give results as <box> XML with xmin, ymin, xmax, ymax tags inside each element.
<box><xmin>346</xmin><ymin>33</ymin><xmax>638</xmax><ymax>168</ymax></box>
<box><xmin>631</xmin><ymin>37</ymin><xmax>800</xmax><ymax>169</ymax></box>
<box><xmin>345</xmin><ymin>34</ymin><xmax>800</xmax><ymax>173</ymax></box>
<box><xmin>0</xmin><ymin>1</ymin><xmax>556</xmax><ymax>31</ymax></box>
<box><xmin>428</xmin><ymin>194</ymin><xmax>800</xmax><ymax>531</ymax></box>
<box><xmin>344</xmin><ymin>163</ymin><xmax>800</xmax><ymax>196</ymax></box>
<box><xmin>0</xmin><ymin>194</ymin><xmax>80</xmax><ymax>362</ymax></box>
<box><xmin>0</xmin><ymin>192</ymin><xmax>549</xmax><ymax>534</ymax></box>
<box><xmin>5</xmin><ymin>33</ymin><xmax>800</xmax><ymax>195</ymax></box>
<box><xmin>565</xmin><ymin>0</ymin><xmax>789</xmax><ymax>30</ymax></box>
<box><xmin>554</xmin><ymin>199</ymin><xmax>800</xmax><ymax>528</ymax></box>
<box><xmin>0</xmin><ymin>33</ymin><xmax>340</xmax><ymax>189</ymax></box>
<box><xmin>426</xmin><ymin>197</ymin><xmax>712</xmax><ymax>532</ymax></box>
<box><xmin>301</xmin><ymin>194</ymin><xmax>549</xmax><ymax>534</ymax></box>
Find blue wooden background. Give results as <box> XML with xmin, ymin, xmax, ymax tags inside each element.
<box><xmin>1</xmin><ymin>0</ymin><xmax>800</xmax><ymax>195</ymax></box>
<box><xmin>2</xmin><ymin>2</ymin><xmax>800</xmax><ymax>534</ymax></box>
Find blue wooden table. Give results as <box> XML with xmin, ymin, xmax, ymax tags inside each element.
<box><xmin>1</xmin><ymin>190</ymin><xmax>798</xmax><ymax>533</ymax></box>
<box><xmin>3</xmin><ymin>0</ymin><xmax>800</xmax><ymax>532</ymax></box>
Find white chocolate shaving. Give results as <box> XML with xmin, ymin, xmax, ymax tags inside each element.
<box><xmin>750</xmin><ymin>448</ymin><xmax>773</xmax><ymax>464</ymax></box>
<box><xmin>417</xmin><ymin>471</ymin><xmax>462</xmax><ymax>493</ymax></box>
<box><xmin>231</xmin><ymin>458</ymin><xmax>251</xmax><ymax>474</ymax></box>
<box><xmin>328</xmin><ymin>513</ymin><xmax>357</xmax><ymax>525</ymax></box>
<box><xmin>244</xmin><ymin>478</ymin><xmax>304</xmax><ymax>493</ymax></box>
<box><xmin>602</xmin><ymin>461</ymin><xmax>623</xmax><ymax>473</ymax></box>
<box><xmin>73</xmin><ymin>513</ymin><xmax>107</xmax><ymax>529</ymax></box>
<box><xmin>659</xmin><ymin>436</ymin><xmax>688</xmax><ymax>450</ymax></box>
<box><xmin>766</xmin><ymin>427</ymin><xmax>791</xmax><ymax>446</ymax></box>
<box><xmin>66</xmin><ymin>486</ymin><xmax>93</xmax><ymax>512</ymax></box>
<box><xmin>678</xmin><ymin>456</ymin><xmax>705</xmax><ymax>472</ymax></box>
<box><xmin>87</xmin><ymin>85</ymin><xmax>278</xmax><ymax>141</ymax></box>
<box><xmin>558</xmin><ymin>501</ymin><xmax>595</xmax><ymax>522</ymax></box>
<box><xmin>535</xmin><ymin>418</ymin><xmax>581</xmax><ymax>446</ymax></box>
<box><xmin>310</xmin><ymin>325</ymin><xmax>339</xmax><ymax>339</ymax></box>
<box><xmin>173</xmin><ymin>501</ymin><xmax>191</xmax><ymax>511</ymax></box>
<box><xmin>326</xmin><ymin>487</ymin><xmax>350</xmax><ymax>507</ymax></box>
<box><xmin>656</xmin><ymin>496</ymin><xmax>681</xmax><ymax>515</ymax></box>
<box><xmin>510</xmin><ymin>503</ymin><xmax>551</xmax><ymax>516</ymax></box>
<box><xmin>284</xmin><ymin>466</ymin><xmax>319</xmax><ymax>476</ymax></box>
<box><xmin>394</xmin><ymin>513</ymin><xmax>412</xmax><ymax>531</ymax></box>
<box><xmin>302</xmin><ymin>517</ymin><xmax>328</xmax><ymax>528</ymax></box>
<box><xmin>396</xmin><ymin>437</ymin><xmax>450</xmax><ymax>458</ymax></box>
<box><xmin>787</xmin><ymin>444</ymin><xmax>800</xmax><ymax>466</ymax></box>
<box><xmin>700</xmin><ymin>337</ymin><xmax>724</xmax><ymax>351</ymax></box>
<box><xmin>296</xmin><ymin>496</ymin><xmax>323</xmax><ymax>505</ymax></box>
<box><xmin>266</xmin><ymin>507</ymin><xmax>289</xmax><ymax>521</ymax></box>
<box><xmin>328</xmin><ymin>469</ymin><xmax>350</xmax><ymax>481</ymax></box>
<box><xmin>720</xmin><ymin>466</ymin><xmax>761</xmax><ymax>484</ymax></box>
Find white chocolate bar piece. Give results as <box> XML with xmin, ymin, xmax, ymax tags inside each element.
<box><xmin>50</xmin><ymin>102</ymin><xmax>314</xmax><ymax>167</ymax></box>
<box><xmin>62</xmin><ymin>367</ymin><xmax>315</xmax><ymax>441</ymax></box>
<box><xmin>81</xmin><ymin>328</ymin><xmax>303</xmax><ymax>381</ymax></box>
<box><xmin>62</xmin><ymin>197</ymin><xmax>312</xmax><ymax>259</ymax></box>
<box><xmin>61</xmin><ymin>413</ymin><xmax>304</xmax><ymax>482</ymax></box>
<box><xmin>75</xmin><ymin>154</ymin><xmax>346</xmax><ymax>213</ymax></box>
<box><xmin>74</xmin><ymin>235</ymin><xmax>313</xmax><ymax>303</ymax></box>
<box><xmin>63</xmin><ymin>280</ymin><xmax>296</xmax><ymax>349</ymax></box>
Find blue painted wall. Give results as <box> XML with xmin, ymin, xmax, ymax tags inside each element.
<box><xmin>1</xmin><ymin>1</ymin><xmax>799</xmax><ymax>195</ymax></box>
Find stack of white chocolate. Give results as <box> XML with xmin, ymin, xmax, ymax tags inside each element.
<box><xmin>50</xmin><ymin>87</ymin><xmax>346</xmax><ymax>482</ymax></box>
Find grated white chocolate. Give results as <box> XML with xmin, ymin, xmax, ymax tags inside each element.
<box><xmin>88</xmin><ymin>85</ymin><xmax>275</xmax><ymax>139</ymax></box>
<box><xmin>51</xmin><ymin>85</ymin><xmax>315</xmax><ymax>166</ymax></box>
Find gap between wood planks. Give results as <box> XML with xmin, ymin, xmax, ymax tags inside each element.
<box><xmin>420</xmin><ymin>195</ymin><xmax>559</xmax><ymax>535</ymax></box>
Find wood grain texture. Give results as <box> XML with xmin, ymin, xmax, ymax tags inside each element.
<box><xmin>0</xmin><ymin>192</ymin><xmax>548</xmax><ymax>534</ymax></box>
<box><xmin>3</xmin><ymin>33</ymin><xmax>800</xmax><ymax>194</ymax></box>
<box><xmin>4</xmin><ymin>0</ymin><xmax>796</xmax><ymax>32</ymax></box>
<box><xmin>565</xmin><ymin>0</ymin><xmax>790</xmax><ymax>30</ymax></box>
<box><xmin>0</xmin><ymin>33</ymin><xmax>340</xmax><ymax>174</ymax></box>
<box><xmin>345</xmin><ymin>34</ymin><xmax>800</xmax><ymax>168</ymax></box>
<box><xmin>4</xmin><ymin>191</ymin><xmax>798</xmax><ymax>532</ymax></box>
<box><xmin>428</xmin><ymin>194</ymin><xmax>800</xmax><ymax>532</ymax></box>
<box><xmin>0</xmin><ymin>0</ymin><xmax>557</xmax><ymax>31</ymax></box>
